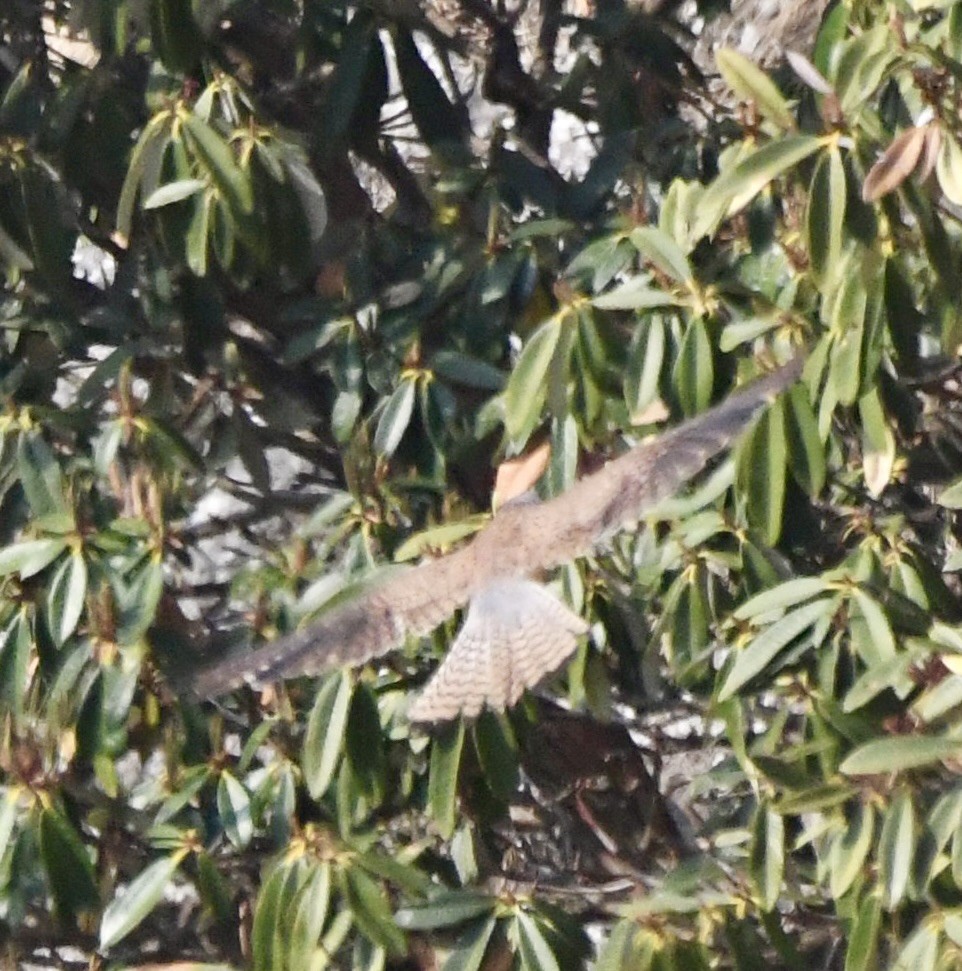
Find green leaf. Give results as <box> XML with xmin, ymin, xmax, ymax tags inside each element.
<box><xmin>439</xmin><ymin>915</ymin><xmax>497</xmax><ymax>971</ymax></box>
<box><xmin>720</xmin><ymin>598</ymin><xmax>832</xmax><ymax>700</ymax></box>
<box><xmin>937</xmin><ymin>133</ymin><xmax>962</xmax><ymax>206</ymax></box>
<box><xmin>624</xmin><ymin>316</ymin><xmax>666</xmax><ymax>421</ymax></box>
<box><xmin>858</xmin><ymin>388</ymin><xmax>895</xmax><ymax>498</ymax></box>
<box><xmin>592</xmin><ymin>276</ymin><xmax>681</xmax><ymax>310</ymax></box>
<box><xmin>322</xmin><ymin>14</ymin><xmax>377</xmax><ymax>141</ymax></box>
<box><xmin>0</xmin><ymin>537</ymin><xmax>67</xmax><ymax>578</ymax></box>
<box><xmin>181</xmin><ymin>112</ymin><xmax>253</xmax><ymax>215</ymax></box>
<box><xmin>693</xmin><ymin>135</ymin><xmax>824</xmax><ymax>239</ymax></box>
<box><xmin>750</xmin><ymin>804</ymin><xmax>784</xmax><ymax>911</ymax></box>
<box><xmin>829</xmin><ymin>802</ymin><xmax>875</xmax><ymax>899</ymax></box>
<box><xmin>46</xmin><ymin>550</ymin><xmax>87</xmax><ymax>645</ymax></box>
<box><xmin>844</xmin><ymin>892</ymin><xmax>882</xmax><ymax>971</ymax></box>
<box><xmin>735</xmin><ymin>398</ymin><xmax>787</xmax><ymax>545</ymax></box>
<box><xmin>504</xmin><ymin>315</ymin><xmax>564</xmax><ymax>443</ymax></box>
<box><xmin>843</xmin><ymin>650</ymin><xmax>923</xmax><ymax>714</ymax></box>
<box><xmin>516</xmin><ymin>910</ymin><xmax>561</xmax><ymax>971</ymax></box>
<box><xmin>892</xmin><ymin>920</ymin><xmax>939</xmax><ymax>971</ymax></box>
<box><xmin>217</xmin><ymin>771</ymin><xmax>253</xmax><ymax>849</ymax></box>
<box><xmin>716</xmin><ymin>48</ymin><xmax>796</xmax><ymax>130</ymax></box>
<box><xmin>39</xmin><ymin>807</ymin><xmax>99</xmax><ymax>924</ymax></box>
<box><xmin>150</xmin><ymin>0</ymin><xmax>203</xmax><ymax>73</ymax></box>
<box><xmin>100</xmin><ymin>852</ymin><xmax>184</xmax><ymax>948</ymax></box>
<box><xmin>18</xmin><ymin>432</ymin><xmax>68</xmax><ymax>517</ymax></box>
<box><xmin>288</xmin><ymin>863</ymin><xmax>332</xmax><ymax>970</ymax></box>
<box><xmin>733</xmin><ymin>577</ymin><xmax>829</xmax><ymax>621</ymax></box>
<box><xmin>939</xmin><ymin>476</ymin><xmax>962</xmax><ymax>509</ymax></box>
<box><xmin>393</xmin><ymin>28</ymin><xmax>468</xmax><ymax>150</ymax></box>
<box><xmin>431</xmin><ymin>351</ymin><xmax>506</xmax><ymax>391</ymax></box>
<box><xmin>374</xmin><ymin>378</ymin><xmax>417</xmax><ymax>458</ymax></box>
<box><xmin>841</xmin><ymin>735</ymin><xmax>962</xmax><ymax>775</ymax></box>
<box><xmin>345</xmin><ymin>681</ymin><xmax>386</xmax><ymax>799</ymax></box>
<box><xmin>629</xmin><ymin>226</ymin><xmax>692</xmax><ymax>283</ymax></box>
<box><xmin>302</xmin><ymin>670</ymin><xmax>353</xmax><ymax>799</ymax></box>
<box><xmin>673</xmin><ymin>316</ymin><xmax>713</xmax><ymax>416</ymax></box>
<box><xmin>807</xmin><ymin>146</ymin><xmax>846</xmax><ymax>289</ymax></box>
<box><xmin>784</xmin><ymin>383</ymin><xmax>826</xmax><ymax>495</ymax></box>
<box><xmin>428</xmin><ymin>721</ymin><xmax>465</xmax><ymax>839</ymax></box>
<box><xmin>341</xmin><ymin>866</ymin><xmax>406</xmax><ymax>955</ymax></box>
<box><xmin>878</xmin><ymin>790</ymin><xmax>914</xmax><ymax>910</ymax></box>
<box><xmin>143</xmin><ymin>178</ymin><xmax>207</xmax><ymax>209</ymax></box>
<box><xmin>396</xmin><ymin>890</ymin><xmax>495</xmax><ymax>930</ymax></box>
<box><xmin>473</xmin><ymin>711</ymin><xmax>519</xmax><ymax>802</ymax></box>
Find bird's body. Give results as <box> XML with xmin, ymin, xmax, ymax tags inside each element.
<box><xmin>192</xmin><ymin>357</ymin><xmax>804</xmax><ymax>719</ymax></box>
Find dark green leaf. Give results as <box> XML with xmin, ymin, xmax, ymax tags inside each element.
<box><xmin>99</xmin><ymin>853</ymin><xmax>184</xmax><ymax>948</ymax></box>
<box><xmin>303</xmin><ymin>670</ymin><xmax>353</xmax><ymax>799</ymax></box>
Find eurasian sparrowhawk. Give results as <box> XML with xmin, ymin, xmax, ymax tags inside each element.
<box><xmin>192</xmin><ymin>357</ymin><xmax>803</xmax><ymax>720</ymax></box>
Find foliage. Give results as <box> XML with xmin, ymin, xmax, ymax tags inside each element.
<box><xmin>4</xmin><ymin>0</ymin><xmax>962</xmax><ymax>969</ymax></box>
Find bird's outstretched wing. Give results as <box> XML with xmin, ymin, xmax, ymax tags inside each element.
<box><xmin>191</xmin><ymin>356</ymin><xmax>803</xmax><ymax>698</ymax></box>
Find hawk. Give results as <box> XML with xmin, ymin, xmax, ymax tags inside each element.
<box><xmin>192</xmin><ymin>357</ymin><xmax>803</xmax><ymax>720</ymax></box>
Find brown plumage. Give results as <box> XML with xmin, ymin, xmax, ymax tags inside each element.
<box><xmin>191</xmin><ymin>357</ymin><xmax>803</xmax><ymax>718</ymax></box>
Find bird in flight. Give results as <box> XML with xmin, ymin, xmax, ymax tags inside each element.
<box><xmin>192</xmin><ymin>356</ymin><xmax>803</xmax><ymax>721</ymax></box>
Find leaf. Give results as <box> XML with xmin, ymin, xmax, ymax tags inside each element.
<box><xmin>843</xmin><ymin>650</ymin><xmax>923</xmax><ymax>714</ymax></box>
<box><xmin>592</xmin><ymin>276</ymin><xmax>681</xmax><ymax>310</ymax></box>
<box><xmin>438</xmin><ymin>915</ymin><xmax>497</xmax><ymax>971</ymax></box>
<box><xmin>180</xmin><ymin>112</ymin><xmax>253</xmax><ymax>215</ymax></box>
<box><xmin>693</xmin><ymin>135</ymin><xmax>824</xmax><ymax>239</ymax></box>
<box><xmin>734</xmin><ymin>577</ymin><xmax>830</xmax><ymax>621</ymax></box>
<box><xmin>150</xmin><ymin>0</ymin><xmax>203</xmax><ymax>73</ymax></box>
<box><xmin>395</xmin><ymin>890</ymin><xmax>495</xmax><ymax>930</ymax></box>
<box><xmin>716</xmin><ymin>48</ymin><xmax>796</xmax><ymax>131</ymax></box>
<box><xmin>735</xmin><ymin>398</ymin><xmax>787</xmax><ymax>545</ymax></box>
<box><xmin>393</xmin><ymin>28</ymin><xmax>468</xmax><ymax>150</ymax></box>
<box><xmin>18</xmin><ymin>432</ymin><xmax>68</xmax><ymax>517</ymax></box>
<box><xmin>629</xmin><ymin>226</ymin><xmax>692</xmax><ymax>283</ymax></box>
<box><xmin>845</xmin><ymin>892</ymin><xmax>882</xmax><ymax>971</ymax></box>
<box><xmin>504</xmin><ymin>315</ymin><xmax>564</xmax><ymax>443</ymax></box>
<box><xmin>373</xmin><ymin>378</ymin><xmax>417</xmax><ymax>458</ymax></box>
<box><xmin>784</xmin><ymin>383</ymin><xmax>826</xmax><ymax>495</ymax></box>
<box><xmin>39</xmin><ymin>807</ymin><xmax>99</xmax><ymax>924</ymax></box>
<box><xmin>807</xmin><ymin>146</ymin><xmax>846</xmax><ymax>288</ymax></box>
<box><xmin>217</xmin><ymin>771</ymin><xmax>253</xmax><ymax>849</ymax></box>
<box><xmin>341</xmin><ymin>866</ymin><xmax>406</xmax><ymax>955</ymax></box>
<box><xmin>493</xmin><ymin>440</ymin><xmax>551</xmax><ymax>508</ymax></box>
<box><xmin>431</xmin><ymin>351</ymin><xmax>506</xmax><ymax>391</ymax></box>
<box><xmin>829</xmin><ymin>802</ymin><xmax>875</xmax><ymax>899</ymax></box>
<box><xmin>892</xmin><ymin>921</ymin><xmax>939</xmax><ymax>971</ymax></box>
<box><xmin>841</xmin><ymin>735</ymin><xmax>962</xmax><ymax>775</ymax></box>
<box><xmin>288</xmin><ymin>863</ymin><xmax>332</xmax><ymax>970</ymax></box>
<box><xmin>428</xmin><ymin>721</ymin><xmax>465</xmax><ymax>839</ymax></box>
<box><xmin>322</xmin><ymin>14</ymin><xmax>377</xmax><ymax>141</ymax></box>
<box><xmin>937</xmin><ymin>132</ymin><xmax>962</xmax><ymax>205</ymax></box>
<box><xmin>473</xmin><ymin>711</ymin><xmax>519</xmax><ymax>802</ymax></box>
<box><xmin>720</xmin><ymin>598</ymin><xmax>832</xmax><ymax>700</ymax></box>
<box><xmin>862</xmin><ymin>126</ymin><xmax>927</xmax><ymax>202</ymax></box>
<box><xmin>624</xmin><ymin>316</ymin><xmax>666</xmax><ymax>421</ymax></box>
<box><xmin>345</xmin><ymin>681</ymin><xmax>386</xmax><ymax>799</ymax></box>
<box><xmin>100</xmin><ymin>852</ymin><xmax>184</xmax><ymax>949</ymax></box>
<box><xmin>858</xmin><ymin>388</ymin><xmax>895</xmax><ymax>497</ymax></box>
<box><xmin>302</xmin><ymin>670</ymin><xmax>353</xmax><ymax>799</ymax></box>
<box><xmin>142</xmin><ymin>178</ymin><xmax>207</xmax><ymax>209</ymax></box>
<box><xmin>393</xmin><ymin>518</ymin><xmax>485</xmax><ymax>562</ymax></box>
<box><xmin>750</xmin><ymin>803</ymin><xmax>785</xmax><ymax>911</ymax></box>
<box><xmin>673</xmin><ymin>317</ymin><xmax>713</xmax><ymax>417</ymax></box>
<box><xmin>516</xmin><ymin>910</ymin><xmax>561</xmax><ymax>971</ymax></box>
<box><xmin>878</xmin><ymin>790</ymin><xmax>914</xmax><ymax>911</ymax></box>
<box><xmin>0</xmin><ymin>538</ymin><xmax>67</xmax><ymax>578</ymax></box>
<box><xmin>46</xmin><ymin>551</ymin><xmax>88</xmax><ymax>645</ymax></box>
